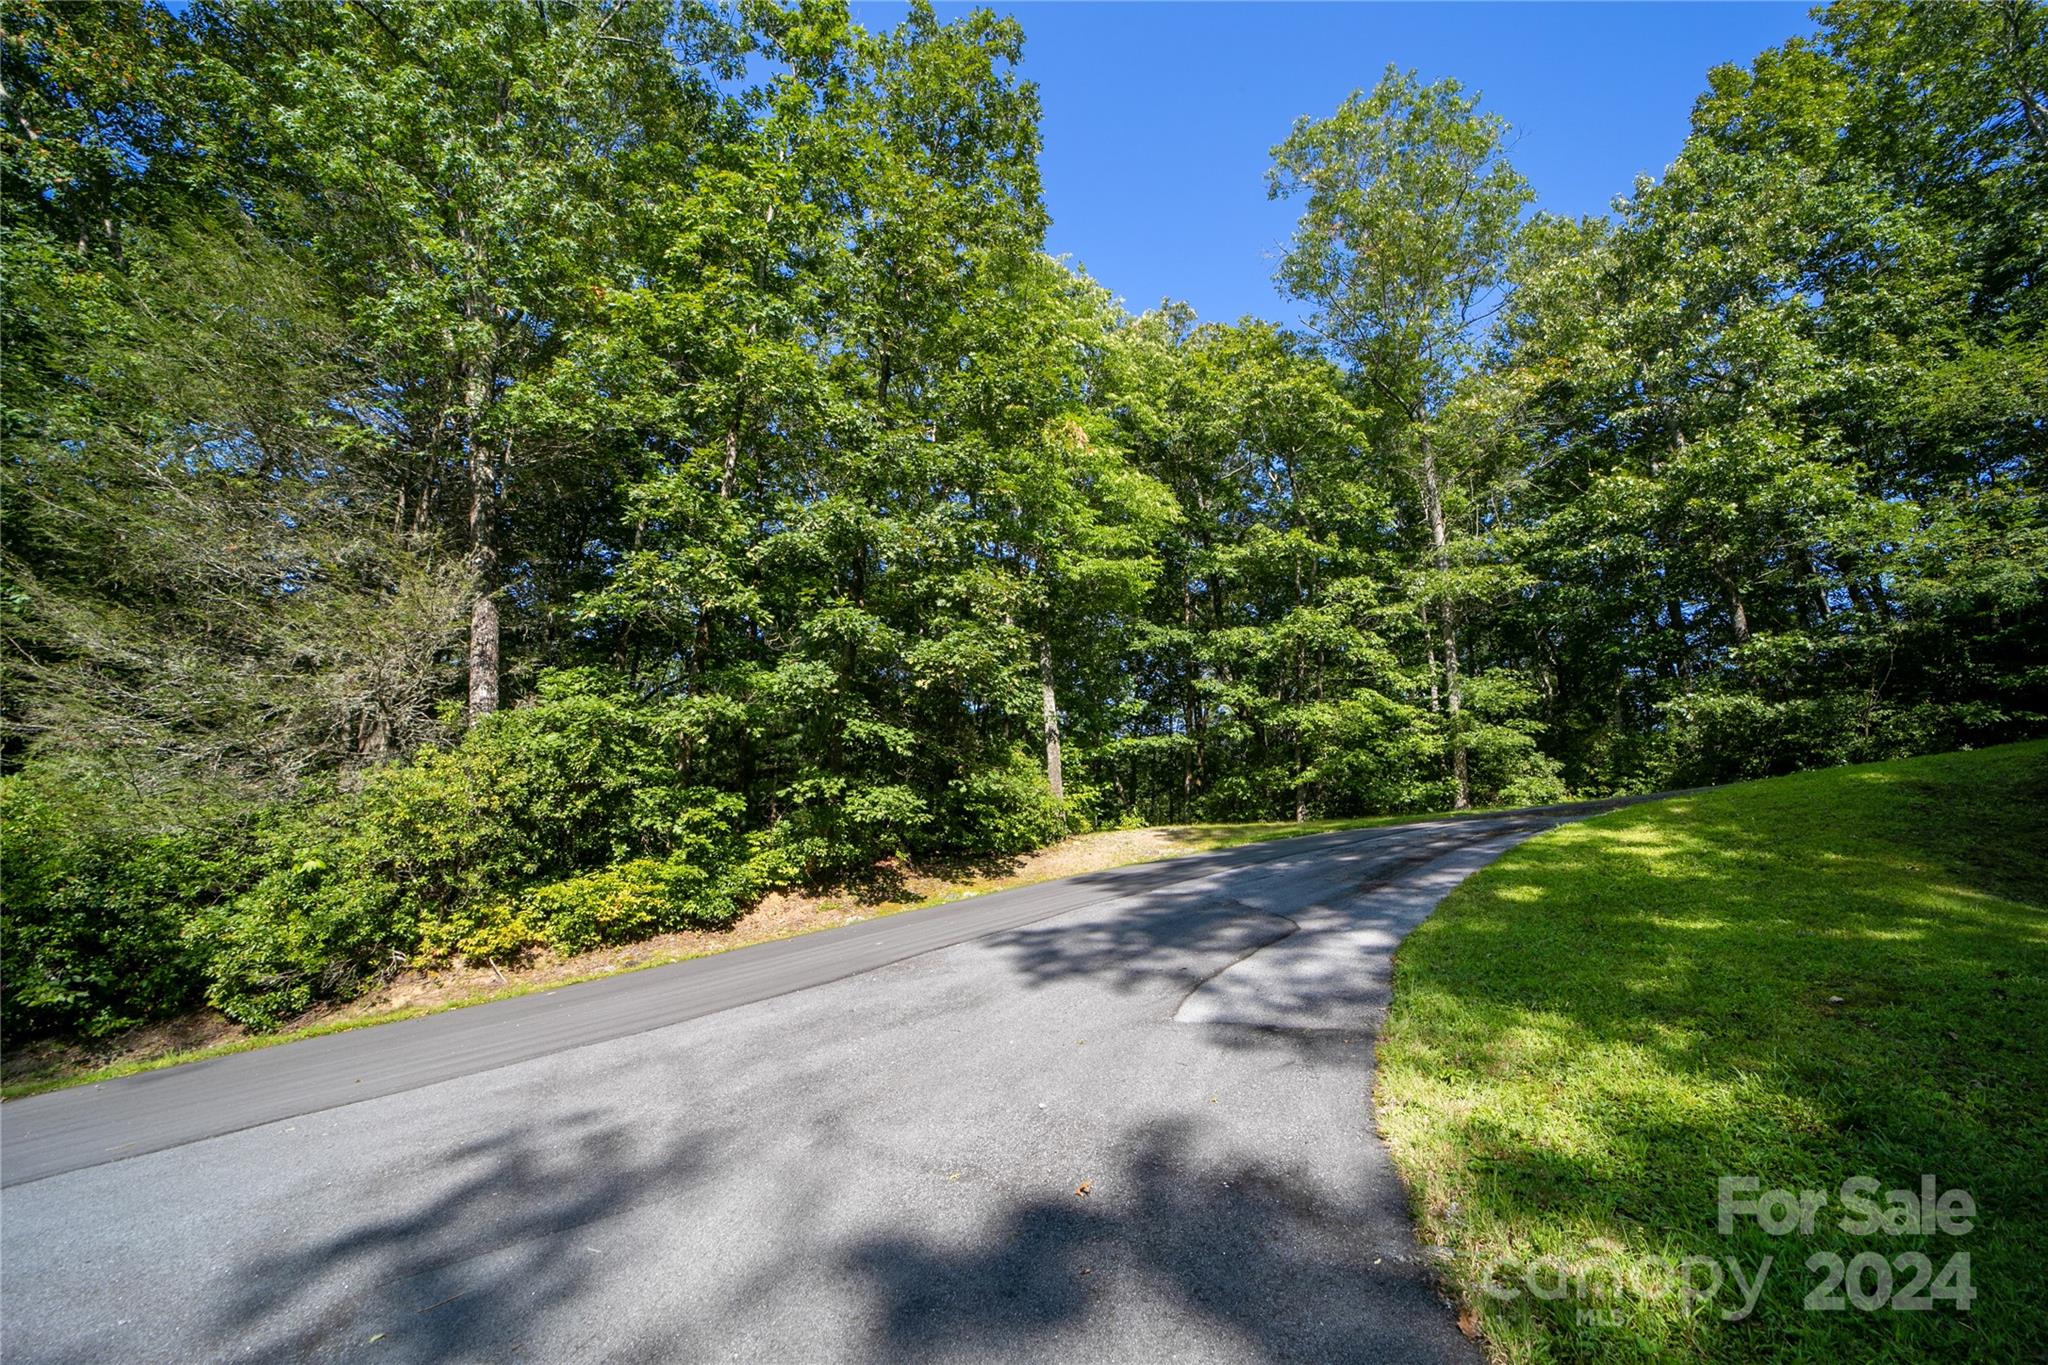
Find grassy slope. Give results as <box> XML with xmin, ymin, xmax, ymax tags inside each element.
<box><xmin>1377</xmin><ymin>742</ymin><xmax>2048</xmax><ymax>1363</ymax></box>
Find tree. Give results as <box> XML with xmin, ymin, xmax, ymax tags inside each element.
<box><xmin>1491</xmin><ymin>1</ymin><xmax>2046</xmax><ymax>785</ymax></box>
<box><xmin>2</xmin><ymin>216</ymin><xmax>468</xmax><ymax>789</ymax></box>
<box><xmin>1270</xmin><ymin>68</ymin><xmax>1533</xmax><ymax>807</ymax></box>
<box><xmin>190</xmin><ymin>0</ymin><xmax>726</xmax><ymax>719</ymax></box>
<box><xmin>1107</xmin><ymin>311</ymin><xmax>1424</xmax><ymax>821</ymax></box>
<box><xmin>2</xmin><ymin>0</ymin><xmax>2042</xmax><ymax>1040</ymax></box>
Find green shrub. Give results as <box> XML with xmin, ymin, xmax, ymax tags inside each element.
<box><xmin>771</xmin><ymin>775</ymin><xmax>932</xmax><ymax>876</ymax></box>
<box><xmin>0</xmin><ymin>764</ymin><xmax>246</xmax><ymax>1038</ymax></box>
<box><xmin>198</xmin><ymin>674</ymin><xmax>768</xmax><ymax>1022</ymax></box>
<box><xmin>1294</xmin><ymin>695</ymin><xmax>1445</xmax><ymax>817</ymax></box>
<box><xmin>195</xmin><ymin>832</ymin><xmax>405</xmax><ymax>1028</ymax></box>
<box><xmin>521</xmin><ymin>860</ymin><xmax>688</xmax><ymax>956</ymax></box>
<box><xmin>931</xmin><ymin>747</ymin><xmax>1068</xmax><ymax>855</ymax></box>
<box><xmin>520</xmin><ymin>836</ymin><xmax>791</xmax><ymax>956</ymax></box>
<box><xmin>3</xmin><ymin>672</ymin><xmax>1086</xmax><ymax>1040</ymax></box>
<box><xmin>1459</xmin><ymin>672</ymin><xmax>1569</xmax><ymax>808</ymax></box>
<box><xmin>1462</xmin><ymin>721</ymin><xmax>1568</xmax><ymax>808</ymax></box>
<box><xmin>348</xmin><ymin>670</ymin><xmax>726</xmax><ymax>919</ymax></box>
<box><xmin>334</xmin><ymin>673</ymin><xmax>748</xmax><ymax>948</ymax></box>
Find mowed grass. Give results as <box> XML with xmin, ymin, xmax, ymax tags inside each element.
<box><xmin>1376</xmin><ymin>742</ymin><xmax>2048</xmax><ymax>1363</ymax></box>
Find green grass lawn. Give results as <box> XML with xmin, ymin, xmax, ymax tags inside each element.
<box><xmin>1376</xmin><ymin>742</ymin><xmax>2048</xmax><ymax>1363</ymax></box>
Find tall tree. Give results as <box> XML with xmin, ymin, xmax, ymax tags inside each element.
<box><xmin>1269</xmin><ymin>68</ymin><xmax>1533</xmax><ymax>807</ymax></box>
<box><xmin>190</xmin><ymin>0</ymin><xmax>726</xmax><ymax>718</ymax></box>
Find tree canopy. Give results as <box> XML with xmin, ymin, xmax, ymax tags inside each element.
<box><xmin>3</xmin><ymin>0</ymin><xmax>2042</xmax><ymax>1038</ymax></box>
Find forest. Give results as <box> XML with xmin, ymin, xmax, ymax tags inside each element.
<box><xmin>3</xmin><ymin>0</ymin><xmax>2043</xmax><ymax>1040</ymax></box>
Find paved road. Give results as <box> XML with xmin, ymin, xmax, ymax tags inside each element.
<box><xmin>1</xmin><ymin>800</ymin><xmax>1646</xmax><ymax>1363</ymax></box>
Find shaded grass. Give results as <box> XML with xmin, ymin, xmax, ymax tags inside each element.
<box><xmin>1376</xmin><ymin>741</ymin><xmax>2048</xmax><ymax>1363</ymax></box>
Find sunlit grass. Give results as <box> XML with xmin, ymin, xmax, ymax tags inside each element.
<box><xmin>1376</xmin><ymin>741</ymin><xmax>2048</xmax><ymax>1363</ymax></box>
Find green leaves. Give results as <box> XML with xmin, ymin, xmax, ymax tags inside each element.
<box><xmin>1270</xmin><ymin>66</ymin><xmax>1531</xmax><ymax>416</ymax></box>
<box><xmin>3</xmin><ymin>0</ymin><xmax>2041</xmax><ymax>1042</ymax></box>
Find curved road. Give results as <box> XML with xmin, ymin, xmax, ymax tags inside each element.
<box><xmin>1</xmin><ymin>799</ymin><xmax>1647</xmax><ymax>1363</ymax></box>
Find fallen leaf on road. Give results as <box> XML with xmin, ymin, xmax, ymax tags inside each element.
<box><xmin>1074</xmin><ymin>1180</ymin><xmax>1092</xmax><ymax>1197</ymax></box>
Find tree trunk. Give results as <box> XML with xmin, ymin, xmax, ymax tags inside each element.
<box><xmin>1418</xmin><ymin>433</ymin><xmax>1469</xmax><ymax>809</ymax></box>
<box><xmin>1796</xmin><ymin>547</ymin><xmax>1830</xmax><ymax>626</ymax></box>
<box><xmin>1293</xmin><ymin>738</ymin><xmax>1308</xmax><ymax>823</ymax></box>
<box><xmin>467</xmin><ymin>586</ymin><xmax>500</xmax><ymax>718</ymax></box>
<box><xmin>1441</xmin><ymin>606</ymin><xmax>1469</xmax><ymax>810</ymax></box>
<box><xmin>1716</xmin><ymin>566</ymin><xmax>1751</xmax><ymax>646</ymax></box>
<box><xmin>2004</xmin><ymin>0</ymin><xmax>2048</xmax><ymax>150</ymax></box>
<box><xmin>1667</xmin><ymin>596</ymin><xmax>1691</xmax><ymax>684</ymax></box>
<box><xmin>465</xmin><ymin>371</ymin><xmax>502</xmax><ymax>721</ymax></box>
<box><xmin>1424</xmin><ymin>606</ymin><xmax>1440</xmax><ymax>712</ymax></box>
<box><xmin>1182</xmin><ymin>576</ymin><xmax>1198</xmax><ymax>801</ymax></box>
<box><xmin>355</xmin><ymin>703</ymin><xmax>394</xmax><ymax>761</ymax></box>
<box><xmin>721</xmin><ymin>417</ymin><xmax>741</xmax><ymax>502</ymax></box>
<box><xmin>1039</xmin><ymin>634</ymin><xmax>1064</xmax><ymax>800</ymax></box>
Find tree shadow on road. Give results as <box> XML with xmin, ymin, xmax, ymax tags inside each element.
<box><xmin>984</xmin><ymin>881</ymin><xmax>1300</xmax><ymax>997</ymax></box>
<box><xmin>971</xmin><ymin>821</ymin><xmax>1513</xmax><ymax>1001</ymax></box>
<box><xmin>205</xmin><ymin>1109</ymin><xmax>721</xmax><ymax>1363</ymax></box>
<box><xmin>838</xmin><ymin>1115</ymin><xmax>1477</xmax><ymax>1365</ymax></box>
<box><xmin>183</xmin><ymin>1103</ymin><xmax>1473</xmax><ymax>1365</ymax></box>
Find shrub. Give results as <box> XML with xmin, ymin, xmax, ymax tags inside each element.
<box><xmin>195</xmin><ymin>833</ymin><xmax>404</xmax><ymax>1028</ymax></box>
<box><xmin>1459</xmin><ymin>671</ymin><xmax>1569</xmax><ymax>808</ymax></box>
<box><xmin>327</xmin><ymin>673</ymin><xmax>749</xmax><ymax>953</ymax></box>
<box><xmin>199</xmin><ymin>674</ymin><xmax>769</xmax><ymax>1022</ymax></box>
<box><xmin>518</xmin><ymin>835</ymin><xmax>790</xmax><ymax>957</ymax></box>
<box><xmin>930</xmin><ymin>747</ymin><xmax>1069</xmax><ymax>855</ymax></box>
<box><xmin>771</xmin><ymin>776</ymin><xmax>932</xmax><ymax>877</ymax></box>
<box><xmin>1295</xmin><ymin>695</ymin><xmax>1445</xmax><ymax>817</ymax></box>
<box><xmin>1463</xmin><ymin>721</ymin><xmax>1568</xmax><ymax>808</ymax></box>
<box><xmin>520</xmin><ymin>860</ymin><xmax>690</xmax><ymax>956</ymax></box>
<box><xmin>0</xmin><ymin>764</ymin><xmax>246</xmax><ymax>1038</ymax></box>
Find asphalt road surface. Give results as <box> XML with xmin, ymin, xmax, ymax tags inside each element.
<box><xmin>1</xmin><ymin>799</ymin><xmax>1649</xmax><ymax>1363</ymax></box>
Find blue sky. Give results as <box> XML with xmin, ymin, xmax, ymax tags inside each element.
<box><xmin>851</xmin><ymin>1</ymin><xmax>1816</xmax><ymax>327</ymax></box>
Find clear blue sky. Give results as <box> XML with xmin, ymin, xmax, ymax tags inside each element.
<box><xmin>851</xmin><ymin>1</ymin><xmax>1816</xmax><ymax>327</ymax></box>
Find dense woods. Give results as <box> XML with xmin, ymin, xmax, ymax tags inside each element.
<box><xmin>4</xmin><ymin>0</ymin><xmax>2043</xmax><ymax>1039</ymax></box>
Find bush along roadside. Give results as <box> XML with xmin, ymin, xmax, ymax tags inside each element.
<box><xmin>6</xmin><ymin>668</ymin><xmax>1062</xmax><ymax>1036</ymax></box>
